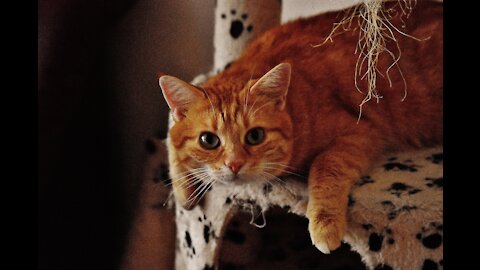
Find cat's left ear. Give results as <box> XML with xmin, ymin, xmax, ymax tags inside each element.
<box><xmin>159</xmin><ymin>75</ymin><xmax>204</xmax><ymax>121</ymax></box>
<box><xmin>250</xmin><ymin>63</ymin><xmax>291</xmax><ymax>111</ymax></box>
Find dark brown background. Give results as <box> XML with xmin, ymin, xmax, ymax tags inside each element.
<box><xmin>38</xmin><ymin>0</ymin><xmax>214</xmax><ymax>269</ymax></box>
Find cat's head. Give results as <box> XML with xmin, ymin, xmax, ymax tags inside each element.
<box><xmin>160</xmin><ymin>63</ymin><xmax>293</xmax><ymax>207</ymax></box>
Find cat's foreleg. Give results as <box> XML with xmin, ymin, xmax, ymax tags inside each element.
<box><xmin>306</xmin><ymin>133</ymin><xmax>380</xmax><ymax>254</ymax></box>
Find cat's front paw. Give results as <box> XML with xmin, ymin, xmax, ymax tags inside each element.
<box><xmin>306</xmin><ymin>206</ymin><xmax>346</xmax><ymax>254</ymax></box>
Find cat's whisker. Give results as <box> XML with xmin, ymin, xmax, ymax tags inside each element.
<box><xmin>175</xmin><ymin>169</ymin><xmax>210</xmax><ymax>188</ymax></box>
<box><xmin>161</xmin><ymin>190</ymin><xmax>175</xmax><ymax>208</ymax></box>
<box><xmin>166</xmin><ymin>168</ymin><xmax>208</xmax><ymax>186</ymax></box>
<box><xmin>263</xmin><ymin>162</ymin><xmax>306</xmax><ymax>179</ymax></box>
<box><xmin>167</xmin><ymin>170</ymin><xmax>205</xmax><ymax>185</ymax></box>
<box><xmin>244</xmin><ymin>64</ymin><xmax>256</xmax><ymax>114</ymax></box>
<box><xmin>182</xmin><ymin>173</ymin><xmax>212</xmax><ymax>189</ymax></box>
<box><xmin>246</xmin><ymin>98</ymin><xmax>259</xmax><ymax>119</ymax></box>
<box><xmin>260</xmin><ymin>172</ymin><xmax>296</xmax><ymax>195</ymax></box>
<box><xmin>186</xmin><ymin>179</ymin><xmax>215</xmax><ymax>208</ymax></box>
<box><xmin>185</xmin><ymin>182</ymin><xmax>206</xmax><ymax>208</ymax></box>
<box><xmin>200</xmin><ymin>86</ymin><xmax>217</xmax><ymax>117</ymax></box>
<box><xmin>178</xmin><ymin>173</ymin><xmax>210</xmax><ymax>189</ymax></box>
<box><xmin>196</xmin><ymin>180</ymin><xmax>215</xmax><ymax>205</ymax></box>
<box><xmin>262</xmin><ymin>171</ymin><xmax>287</xmax><ymax>185</ymax></box>
<box><xmin>263</xmin><ymin>166</ymin><xmax>306</xmax><ymax>179</ymax></box>
<box><xmin>249</xmin><ymin>102</ymin><xmax>271</xmax><ymax>119</ymax></box>
<box><xmin>263</xmin><ymin>162</ymin><xmax>300</xmax><ymax>171</ymax></box>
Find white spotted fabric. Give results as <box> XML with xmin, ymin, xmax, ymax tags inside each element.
<box><xmin>158</xmin><ymin>143</ymin><xmax>443</xmax><ymax>270</ymax></box>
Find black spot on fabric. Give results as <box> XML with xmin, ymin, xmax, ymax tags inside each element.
<box><xmin>185</xmin><ymin>231</ymin><xmax>192</xmax><ymax>247</ymax></box>
<box><xmin>385</xmin><ymin>228</ymin><xmax>394</xmax><ymax>244</ymax></box>
<box><xmin>409</xmin><ymin>189</ymin><xmax>421</xmax><ymax>195</ymax></box>
<box><xmin>221</xmin><ymin>13</ymin><xmax>226</xmax><ymax>19</ymax></box>
<box><xmin>425</xmin><ymin>177</ymin><xmax>443</xmax><ymax>189</ymax></box>
<box><xmin>381</xmin><ymin>200</ymin><xmax>417</xmax><ymax>220</ymax></box>
<box><xmin>422</xmin><ymin>259</ymin><xmax>439</xmax><ymax>270</ymax></box>
<box><xmin>387</xmin><ymin>182</ymin><xmax>422</xmax><ymax>197</ymax></box>
<box><xmin>401</xmin><ymin>205</ymin><xmax>417</xmax><ymax>211</ymax></box>
<box><xmin>230</xmin><ymin>20</ymin><xmax>244</xmax><ymax>39</ymax></box>
<box><xmin>204</xmin><ymin>214</ymin><xmax>207</xmax><ymax>220</ymax></box>
<box><xmin>362</xmin><ymin>224</ymin><xmax>373</xmax><ymax>230</ymax></box>
<box><xmin>231</xmin><ymin>9</ymin><xmax>236</xmax><ymax>15</ymax></box>
<box><xmin>224</xmin><ymin>61</ymin><xmax>232</xmax><ymax>70</ymax></box>
<box><xmin>204</xmin><ymin>264</ymin><xmax>215</xmax><ymax>270</ymax></box>
<box><xmin>204</xmin><ymin>225</ymin><xmax>211</xmax><ymax>243</ymax></box>
<box><xmin>153</xmin><ymin>163</ymin><xmax>170</xmax><ymax>185</ymax></box>
<box><xmin>368</xmin><ymin>233</ymin><xmax>384</xmax><ymax>251</ymax></box>
<box><xmin>145</xmin><ymin>139</ymin><xmax>156</xmax><ymax>154</ymax></box>
<box><xmin>391</xmin><ymin>182</ymin><xmax>408</xmax><ymax>190</ymax></box>
<box><xmin>426</xmin><ymin>152</ymin><xmax>443</xmax><ymax>164</ymax></box>
<box><xmin>383</xmin><ymin>162</ymin><xmax>418</xmax><ymax>172</ymax></box>
<box><xmin>348</xmin><ymin>195</ymin><xmax>355</xmax><ymax>207</ymax></box>
<box><xmin>422</xmin><ymin>233</ymin><xmax>442</xmax><ymax>249</ymax></box>
<box><xmin>374</xmin><ymin>264</ymin><xmax>393</xmax><ymax>270</ymax></box>
<box><xmin>225</xmin><ymin>197</ymin><xmax>232</xmax><ymax>204</ymax></box>
<box><xmin>381</xmin><ymin>200</ymin><xmax>394</xmax><ymax>206</ymax></box>
<box><xmin>198</xmin><ymin>217</ymin><xmax>202</xmax><ymax>222</ymax></box>
<box><xmin>356</xmin><ymin>175</ymin><xmax>375</xmax><ymax>186</ymax></box>
<box><xmin>225</xmin><ymin>12</ymin><xmax>253</xmax><ymax>39</ymax></box>
<box><xmin>192</xmin><ymin>247</ymin><xmax>196</xmax><ymax>255</ymax></box>
<box><xmin>263</xmin><ymin>183</ymin><xmax>273</xmax><ymax>195</ymax></box>
<box><xmin>224</xmin><ymin>229</ymin><xmax>246</xmax><ymax>244</ymax></box>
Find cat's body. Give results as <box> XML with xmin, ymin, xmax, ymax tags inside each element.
<box><xmin>160</xmin><ymin>1</ymin><xmax>442</xmax><ymax>254</ymax></box>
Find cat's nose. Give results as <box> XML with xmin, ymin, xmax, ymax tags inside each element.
<box><xmin>225</xmin><ymin>160</ymin><xmax>245</xmax><ymax>175</ymax></box>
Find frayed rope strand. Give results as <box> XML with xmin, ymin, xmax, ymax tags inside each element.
<box><xmin>311</xmin><ymin>0</ymin><xmax>429</xmax><ymax>122</ymax></box>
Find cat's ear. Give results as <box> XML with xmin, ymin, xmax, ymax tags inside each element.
<box><xmin>250</xmin><ymin>63</ymin><xmax>291</xmax><ymax>110</ymax></box>
<box><xmin>159</xmin><ymin>75</ymin><xmax>204</xmax><ymax>121</ymax></box>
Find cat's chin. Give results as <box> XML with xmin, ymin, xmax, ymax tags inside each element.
<box><xmin>213</xmin><ymin>173</ymin><xmax>262</xmax><ymax>185</ymax></box>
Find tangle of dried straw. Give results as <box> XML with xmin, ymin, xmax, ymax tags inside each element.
<box><xmin>312</xmin><ymin>0</ymin><xmax>429</xmax><ymax>122</ymax></box>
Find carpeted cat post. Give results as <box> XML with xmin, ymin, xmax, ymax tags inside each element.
<box><xmin>191</xmin><ymin>0</ymin><xmax>282</xmax><ymax>85</ymax></box>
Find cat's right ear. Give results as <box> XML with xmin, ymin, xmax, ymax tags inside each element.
<box><xmin>159</xmin><ymin>75</ymin><xmax>204</xmax><ymax>121</ymax></box>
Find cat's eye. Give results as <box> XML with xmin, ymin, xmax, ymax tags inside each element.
<box><xmin>199</xmin><ymin>132</ymin><xmax>221</xmax><ymax>150</ymax></box>
<box><xmin>245</xmin><ymin>127</ymin><xmax>265</xmax><ymax>145</ymax></box>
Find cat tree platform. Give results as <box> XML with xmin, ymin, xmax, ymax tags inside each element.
<box><xmin>149</xmin><ymin>141</ymin><xmax>442</xmax><ymax>270</ymax></box>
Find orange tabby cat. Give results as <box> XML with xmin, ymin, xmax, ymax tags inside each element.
<box><xmin>159</xmin><ymin>1</ymin><xmax>442</xmax><ymax>254</ymax></box>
